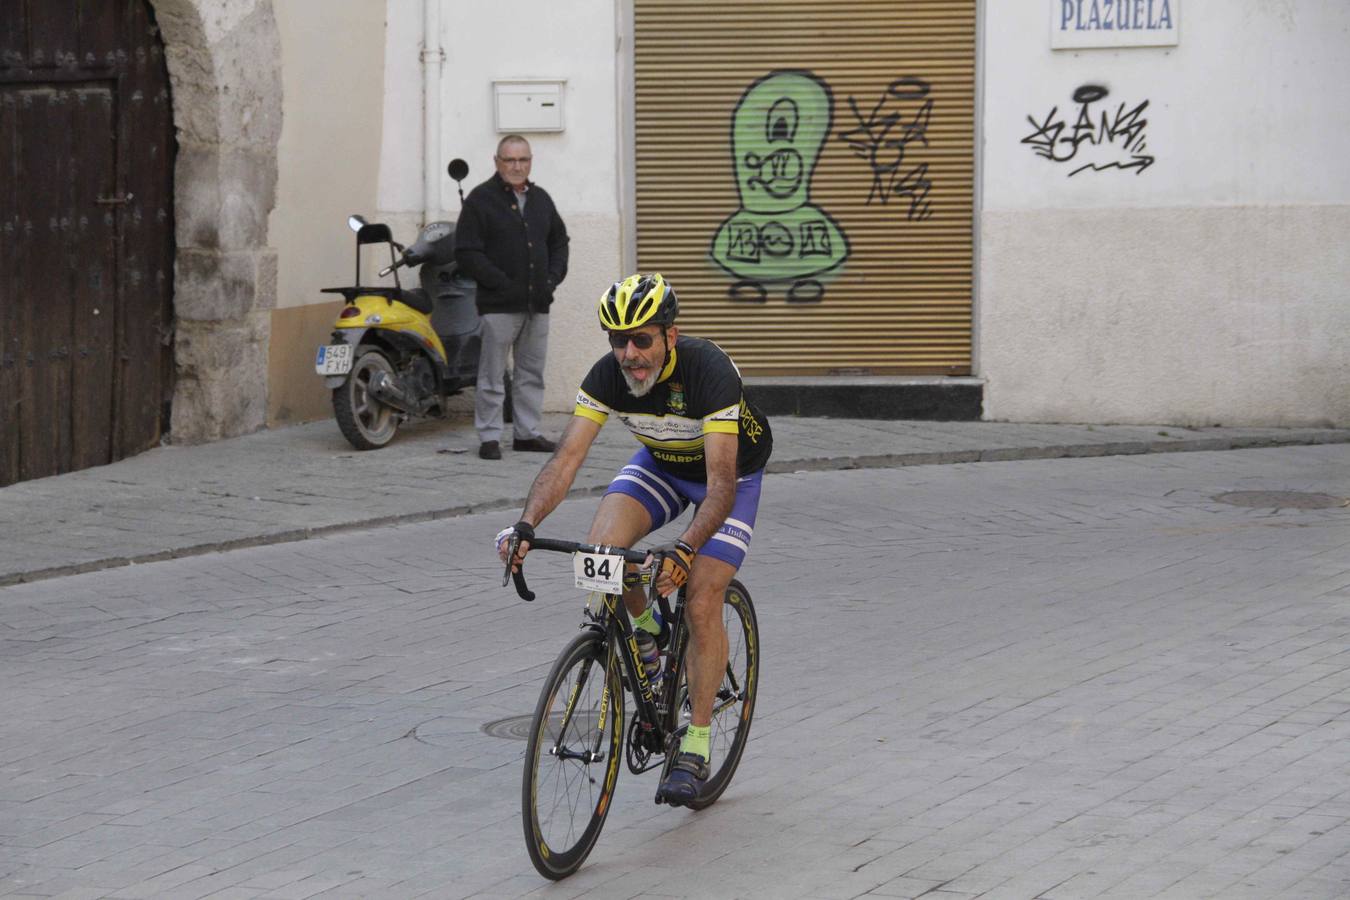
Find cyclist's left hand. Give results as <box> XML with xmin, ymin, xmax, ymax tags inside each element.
<box><xmin>650</xmin><ymin>540</ymin><xmax>694</xmax><ymax>596</ymax></box>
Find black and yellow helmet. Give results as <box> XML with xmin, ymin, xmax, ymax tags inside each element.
<box><xmin>597</xmin><ymin>273</ymin><xmax>679</xmax><ymax>331</ymax></box>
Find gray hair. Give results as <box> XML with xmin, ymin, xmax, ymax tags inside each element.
<box><xmin>496</xmin><ymin>134</ymin><xmax>531</xmax><ymax>157</ymax></box>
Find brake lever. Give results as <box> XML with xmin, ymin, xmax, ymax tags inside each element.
<box><xmin>502</xmin><ymin>535</ymin><xmax>535</xmax><ymax>601</ymax></box>
<box><xmin>501</xmin><ymin>536</ymin><xmax>519</xmax><ymax>587</ymax></box>
<box><xmin>646</xmin><ymin>550</ymin><xmax>663</xmax><ymax>607</ymax></box>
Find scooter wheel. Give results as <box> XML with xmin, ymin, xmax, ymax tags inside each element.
<box><xmin>333</xmin><ymin>346</ymin><xmax>400</xmax><ymax>450</ymax></box>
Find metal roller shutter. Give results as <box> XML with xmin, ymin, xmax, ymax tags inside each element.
<box><xmin>634</xmin><ymin>0</ymin><xmax>975</xmax><ymax>375</ymax></box>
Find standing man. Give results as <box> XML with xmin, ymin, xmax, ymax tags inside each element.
<box><xmin>455</xmin><ymin>134</ymin><xmax>569</xmax><ymax>460</ymax></box>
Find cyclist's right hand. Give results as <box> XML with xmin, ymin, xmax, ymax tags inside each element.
<box><xmin>496</xmin><ymin>520</ymin><xmax>535</xmax><ymax>571</ymax></box>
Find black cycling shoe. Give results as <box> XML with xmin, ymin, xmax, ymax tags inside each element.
<box><xmin>657</xmin><ymin>752</ymin><xmax>709</xmax><ymax>807</ymax></box>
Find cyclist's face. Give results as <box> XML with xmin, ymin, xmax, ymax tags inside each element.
<box><xmin>612</xmin><ymin>324</ymin><xmax>676</xmax><ymax>397</ymax></box>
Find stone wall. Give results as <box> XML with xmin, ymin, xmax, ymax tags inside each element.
<box><xmin>150</xmin><ymin>0</ymin><xmax>281</xmax><ymax>442</ymax></box>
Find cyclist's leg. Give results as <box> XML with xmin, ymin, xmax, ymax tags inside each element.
<box><xmin>669</xmin><ymin>469</ymin><xmax>761</xmax><ymax>721</ymax></box>
<box><xmin>682</xmin><ymin>555</ymin><xmax>736</xmax><ymax>729</ymax></box>
<box><xmin>659</xmin><ymin>470</ymin><xmax>762</xmax><ymax>803</ymax></box>
<box><xmin>593</xmin><ymin>448</ymin><xmax>690</xmax><ymax>617</ymax></box>
<box><xmin>587</xmin><ymin>492</ymin><xmax>652</xmax><ymax>616</ymax></box>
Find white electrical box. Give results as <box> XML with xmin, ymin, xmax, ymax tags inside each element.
<box><xmin>493</xmin><ymin>80</ymin><xmax>565</xmax><ymax>133</ymax></box>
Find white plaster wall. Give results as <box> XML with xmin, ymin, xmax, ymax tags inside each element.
<box><xmin>376</xmin><ymin>0</ymin><xmax>622</xmax><ymax>415</ymax></box>
<box><xmin>980</xmin><ymin>0</ymin><xmax>1350</xmax><ymax>425</ymax></box>
<box><xmin>270</xmin><ymin>1</ymin><xmax>386</xmax><ymax>309</ymax></box>
<box><xmin>374</xmin><ymin>0</ymin><xmax>425</xmax><ymax>243</ymax></box>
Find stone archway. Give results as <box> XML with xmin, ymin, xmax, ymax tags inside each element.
<box><xmin>151</xmin><ymin>0</ymin><xmax>281</xmax><ymax>443</ymax></box>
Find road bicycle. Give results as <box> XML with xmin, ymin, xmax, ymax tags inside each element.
<box><xmin>503</xmin><ymin>536</ymin><xmax>759</xmax><ymax>880</ymax></box>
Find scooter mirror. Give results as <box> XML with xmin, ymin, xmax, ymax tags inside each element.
<box><xmin>447</xmin><ymin>159</ymin><xmax>469</xmax><ymax>182</ymax></box>
<box><xmin>348</xmin><ymin>215</ymin><xmax>367</xmax><ymax>233</ymax></box>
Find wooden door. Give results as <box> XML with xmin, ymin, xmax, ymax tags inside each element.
<box><xmin>0</xmin><ymin>0</ymin><xmax>175</xmax><ymax>486</ymax></box>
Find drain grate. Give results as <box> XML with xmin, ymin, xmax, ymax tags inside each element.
<box><xmin>1215</xmin><ymin>491</ymin><xmax>1348</xmax><ymax>510</ymax></box>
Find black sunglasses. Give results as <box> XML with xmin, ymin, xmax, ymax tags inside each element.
<box><xmin>607</xmin><ymin>331</ymin><xmax>658</xmax><ymax>350</ymax></box>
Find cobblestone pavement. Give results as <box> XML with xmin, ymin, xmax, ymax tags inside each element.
<box><xmin>2</xmin><ymin>414</ymin><xmax>1346</xmax><ymax>586</ymax></box>
<box><xmin>1</xmin><ymin>445</ymin><xmax>1348</xmax><ymax>898</ymax></box>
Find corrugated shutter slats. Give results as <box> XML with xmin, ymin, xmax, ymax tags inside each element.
<box><xmin>634</xmin><ymin>0</ymin><xmax>976</xmax><ymax>375</ymax></box>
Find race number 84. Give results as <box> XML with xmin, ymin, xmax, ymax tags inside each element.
<box><xmin>573</xmin><ymin>551</ymin><xmax>624</xmax><ymax>593</ymax></box>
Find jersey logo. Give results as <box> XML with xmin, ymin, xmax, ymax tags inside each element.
<box><xmin>740</xmin><ymin>400</ymin><xmax>765</xmax><ymax>443</ymax></box>
<box><xmin>666</xmin><ymin>382</ymin><xmax>686</xmax><ymax>415</ymax></box>
<box><xmin>576</xmin><ymin>390</ymin><xmax>609</xmax><ymax>416</ymax></box>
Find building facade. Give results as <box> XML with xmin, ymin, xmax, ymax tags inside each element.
<box><xmin>3</xmin><ymin>0</ymin><xmax>1345</xmax><ymax>485</ymax></box>
<box><xmin>980</xmin><ymin>0</ymin><xmax>1350</xmax><ymax>425</ymax></box>
<box><xmin>357</xmin><ymin>0</ymin><xmax>1350</xmax><ymax>429</ymax></box>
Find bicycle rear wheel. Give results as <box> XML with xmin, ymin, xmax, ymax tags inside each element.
<box><xmin>522</xmin><ymin>631</ymin><xmax>624</xmax><ymax>880</ymax></box>
<box><xmin>665</xmin><ymin>578</ymin><xmax>759</xmax><ymax>810</ymax></box>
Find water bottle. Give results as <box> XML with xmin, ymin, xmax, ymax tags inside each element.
<box><xmin>635</xmin><ymin>629</ymin><xmax>662</xmax><ymax>688</ymax></box>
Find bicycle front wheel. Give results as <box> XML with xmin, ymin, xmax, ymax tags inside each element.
<box><xmin>667</xmin><ymin>578</ymin><xmax>760</xmax><ymax>810</ymax></box>
<box><xmin>522</xmin><ymin>630</ymin><xmax>624</xmax><ymax>880</ymax></box>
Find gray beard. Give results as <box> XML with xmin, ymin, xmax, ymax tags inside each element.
<box><xmin>622</xmin><ymin>366</ymin><xmax>659</xmax><ymax>397</ymax></box>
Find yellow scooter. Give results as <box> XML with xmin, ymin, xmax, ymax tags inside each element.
<box><xmin>314</xmin><ymin>161</ymin><xmax>503</xmax><ymax>449</ymax></box>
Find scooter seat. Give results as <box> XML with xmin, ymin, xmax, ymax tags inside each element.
<box><xmin>399</xmin><ymin>288</ymin><xmax>434</xmax><ymax>315</ymax></box>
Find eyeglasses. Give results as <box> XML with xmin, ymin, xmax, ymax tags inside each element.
<box><xmin>497</xmin><ymin>156</ymin><xmax>532</xmax><ymax>166</ymax></box>
<box><xmin>607</xmin><ymin>331</ymin><xmax>658</xmax><ymax>350</ymax></box>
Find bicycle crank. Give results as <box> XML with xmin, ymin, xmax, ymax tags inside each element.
<box><xmin>625</xmin><ymin>718</ymin><xmax>664</xmax><ymax>774</ymax></box>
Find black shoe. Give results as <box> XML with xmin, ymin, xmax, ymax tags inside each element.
<box><xmin>478</xmin><ymin>441</ymin><xmax>501</xmax><ymax>460</ymax></box>
<box><xmin>657</xmin><ymin>752</ymin><xmax>710</xmax><ymax>807</ymax></box>
<box><xmin>512</xmin><ymin>436</ymin><xmax>556</xmax><ymax>452</ymax></box>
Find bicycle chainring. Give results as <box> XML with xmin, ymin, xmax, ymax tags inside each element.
<box><xmin>625</xmin><ymin>718</ymin><xmax>664</xmax><ymax>774</ymax></box>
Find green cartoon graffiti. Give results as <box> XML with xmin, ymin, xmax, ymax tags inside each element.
<box><xmin>710</xmin><ymin>70</ymin><xmax>849</xmax><ymax>304</ymax></box>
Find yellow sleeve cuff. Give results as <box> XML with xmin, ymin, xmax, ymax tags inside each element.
<box><xmin>574</xmin><ymin>405</ymin><xmax>608</xmax><ymax>425</ymax></box>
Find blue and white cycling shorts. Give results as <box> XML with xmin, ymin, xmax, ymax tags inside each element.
<box><xmin>605</xmin><ymin>446</ymin><xmax>763</xmax><ymax>570</ymax></box>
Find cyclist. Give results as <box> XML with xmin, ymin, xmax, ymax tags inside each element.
<box><xmin>497</xmin><ymin>272</ymin><xmax>772</xmax><ymax>806</ymax></box>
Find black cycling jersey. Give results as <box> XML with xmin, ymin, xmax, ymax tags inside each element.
<box><xmin>574</xmin><ymin>336</ymin><xmax>772</xmax><ymax>481</ymax></box>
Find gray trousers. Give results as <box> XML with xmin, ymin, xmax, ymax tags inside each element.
<box><xmin>476</xmin><ymin>312</ymin><xmax>548</xmax><ymax>444</ymax></box>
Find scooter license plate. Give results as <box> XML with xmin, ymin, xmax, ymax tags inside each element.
<box><xmin>315</xmin><ymin>343</ymin><xmax>353</xmax><ymax>375</ymax></box>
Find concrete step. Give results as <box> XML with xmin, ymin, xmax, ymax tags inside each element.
<box><xmin>744</xmin><ymin>376</ymin><xmax>983</xmax><ymax>420</ymax></box>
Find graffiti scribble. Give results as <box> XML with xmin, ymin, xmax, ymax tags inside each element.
<box><xmin>709</xmin><ymin>69</ymin><xmax>849</xmax><ymax>304</ymax></box>
<box><xmin>837</xmin><ymin>77</ymin><xmax>934</xmax><ymax>220</ymax></box>
<box><xmin>1022</xmin><ymin>84</ymin><xmax>1154</xmax><ymax>176</ymax></box>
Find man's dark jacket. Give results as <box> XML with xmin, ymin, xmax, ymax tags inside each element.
<box><xmin>454</xmin><ymin>172</ymin><xmax>569</xmax><ymax>315</ymax></box>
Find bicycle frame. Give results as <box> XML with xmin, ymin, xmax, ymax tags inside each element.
<box><xmin>505</xmin><ymin>537</ymin><xmax>686</xmax><ymax>769</ymax></box>
<box><xmin>587</xmin><ymin>586</ymin><xmax>683</xmax><ymax>770</ymax></box>
<box><xmin>516</xmin><ymin>534</ymin><xmax>761</xmax><ymax>878</ymax></box>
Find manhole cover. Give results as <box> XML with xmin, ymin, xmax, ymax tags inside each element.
<box><xmin>482</xmin><ymin>714</ymin><xmax>534</xmax><ymax>741</ymax></box>
<box><xmin>1215</xmin><ymin>491</ymin><xmax>1347</xmax><ymax>510</ymax></box>
<box><xmin>482</xmin><ymin>712</ymin><xmax>599</xmax><ymax>741</ymax></box>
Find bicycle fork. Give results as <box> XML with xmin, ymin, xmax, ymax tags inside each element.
<box><xmin>550</xmin><ymin>655</ymin><xmax>611</xmax><ymax>770</ymax></box>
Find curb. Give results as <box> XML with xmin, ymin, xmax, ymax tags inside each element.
<box><xmin>4</xmin><ymin>433</ymin><xmax>1347</xmax><ymax>588</ymax></box>
<box><xmin>0</xmin><ymin>484</ymin><xmax>615</xmax><ymax>589</ymax></box>
<box><xmin>764</xmin><ymin>430</ymin><xmax>1350</xmax><ymax>474</ymax></box>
